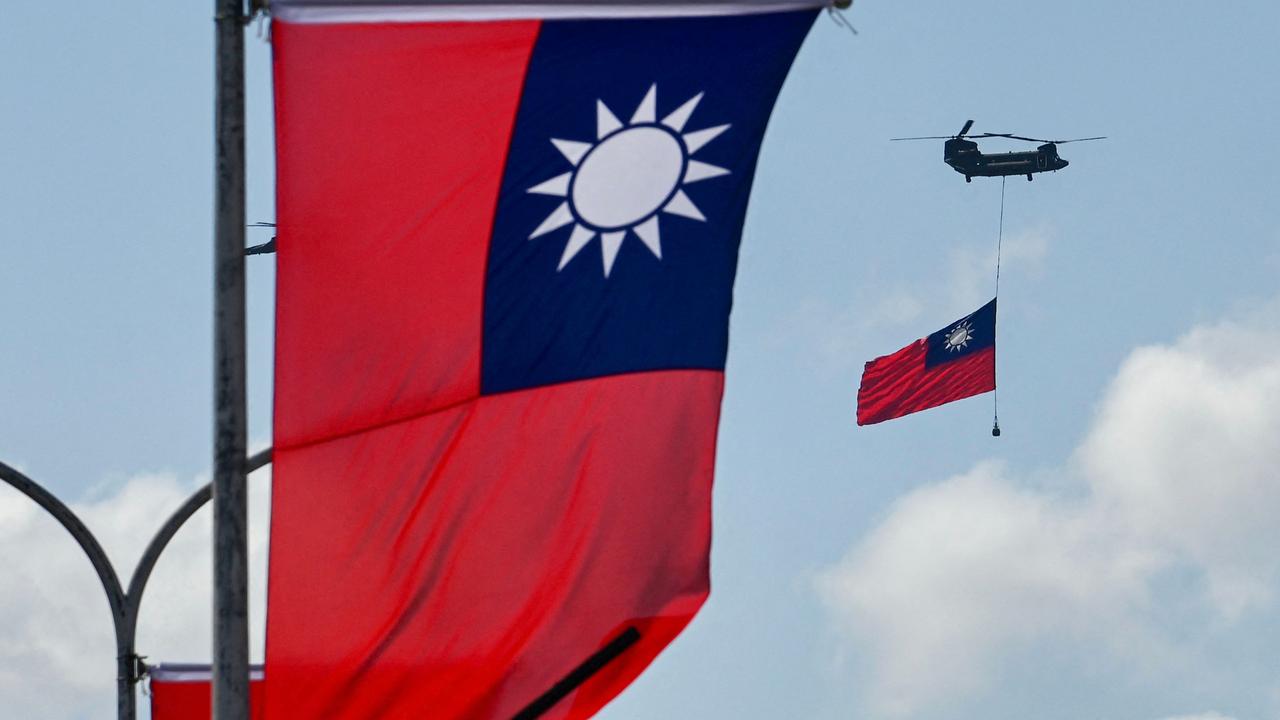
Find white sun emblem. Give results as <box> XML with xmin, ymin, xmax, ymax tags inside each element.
<box><xmin>527</xmin><ymin>84</ymin><xmax>731</xmax><ymax>277</ymax></box>
<box><xmin>944</xmin><ymin>319</ymin><xmax>975</xmax><ymax>352</ymax></box>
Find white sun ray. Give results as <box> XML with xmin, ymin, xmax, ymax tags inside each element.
<box><xmin>551</xmin><ymin>139</ymin><xmax>592</xmax><ymax>166</ymax></box>
<box><xmin>684</xmin><ymin>160</ymin><xmax>730</xmax><ymax>184</ymax></box>
<box><xmin>631</xmin><ymin>84</ymin><xmax>657</xmax><ymax>125</ymax></box>
<box><xmin>661</xmin><ymin>92</ymin><xmax>703</xmax><ymax>132</ymax></box>
<box><xmin>633</xmin><ymin>216</ymin><xmax>662</xmax><ymax>259</ymax></box>
<box><xmin>527</xmin><ymin>172</ymin><xmax>572</xmax><ymax>196</ymax></box>
<box><xmin>663</xmin><ymin>190</ymin><xmax>706</xmax><ymax>221</ymax></box>
<box><xmin>597</xmin><ymin>100</ymin><xmax>623</xmax><ymax>139</ymax></box>
<box><xmin>529</xmin><ymin>86</ymin><xmax>732</xmax><ymax>276</ymax></box>
<box><xmin>530</xmin><ymin>201</ymin><xmax>574</xmax><ymax>239</ymax></box>
<box><xmin>558</xmin><ymin>224</ymin><xmax>596</xmax><ymax>270</ymax></box>
<box><xmin>601</xmin><ymin>232</ymin><xmax>626</xmax><ymax>276</ymax></box>
<box><xmin>683</xmin><ymin>124</ymin><xmax>730</xmax><ymax>155</ymax></box>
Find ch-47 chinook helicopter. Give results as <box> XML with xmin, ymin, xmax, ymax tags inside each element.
<box><xmin>892</xmin><ymin>120</ymin><xmax>1105</xmax><ymax>182</ymax></box>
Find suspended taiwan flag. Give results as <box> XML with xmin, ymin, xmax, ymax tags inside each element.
<box><xmin>267</xmin><ymin>2</ymin><xmax>820</xmax><ymax>718</ymax></box>
<box><xmin>857</xmin><ymin>298</ymin><xmax>997</xmax><ymax>425</ymax></box>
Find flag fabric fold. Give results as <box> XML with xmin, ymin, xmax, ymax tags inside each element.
<box><xmin>857</xmin><ymin>298</ymin><xmax>997</xmax><ymax>425</ymax></box>
<box><xmin>267</xmin><ymin>4</ymin><xmax>818</xmax><ymax>718</ymax></box>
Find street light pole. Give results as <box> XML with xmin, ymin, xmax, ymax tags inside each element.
<box><xmin>212</xmin><ymin>0</ymin><xmax>249</xmax><ymax>717</ymax></box>
<box><xmin>0</xmin><ymin>450</ymin><xmax>272</xmax><ymax>720</ymax></box>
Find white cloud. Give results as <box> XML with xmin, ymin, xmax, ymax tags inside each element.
<box><xmin>0</xmin><ymin>467</ymin><xmax>270</xmax><ymax>719</ymax></box>
<box><xmin>785</xmin><ymin>289</ymin><xmax>926</xmax><ymax>377</ymax></box>
<box><xmin>1080</xmin><ymin>319</ymin><xmax>1280</xmax><ymax>621</ymax></box>
<box><xmin>818</xmin><ymin>305</ymin><xmax>1280</xmax><ymax>717</ymax></box>
<box><xmin>946</xmin><ymin>223</ymin><xmax>1050</xmax><ymax>314</ymax></box>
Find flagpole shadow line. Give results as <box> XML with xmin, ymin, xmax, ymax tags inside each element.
<box><xmin>512</xmin><ymin>626</ymin><xmax>642</xmax><ymax>720</ymax></box>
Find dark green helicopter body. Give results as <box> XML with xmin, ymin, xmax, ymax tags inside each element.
<box><xmin>896</xmin><ymin>120</ymin><xmax>1104</xmax><ymax>182</ymax></box>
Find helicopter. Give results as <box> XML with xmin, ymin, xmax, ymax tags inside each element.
<box><xmin>892</xmin><ymin>120</ymin><xmax>1105</xmax><ymax>182</ymax></box>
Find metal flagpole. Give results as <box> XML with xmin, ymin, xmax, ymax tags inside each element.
<box><xmin>213</xmin><ymin>0</ymin><xmax>249</xmax><ymax>717</ymax></box>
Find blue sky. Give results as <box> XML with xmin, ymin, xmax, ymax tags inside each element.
<box><xmin>2</xmin><ymin>1</ymin><xmax>1278</xmax><ymax>719</ymax></box>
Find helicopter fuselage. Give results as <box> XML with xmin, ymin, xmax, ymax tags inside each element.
<box><xmin>944</xmin><ymin>138</ymin><xmax>1068</xmax><ymax>182</ymax></box>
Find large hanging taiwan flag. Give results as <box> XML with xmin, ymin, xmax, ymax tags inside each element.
<box><xmin>267</xmin><ymin>2</ymin><xmax>821</xmax><ymax>717</ymax></box>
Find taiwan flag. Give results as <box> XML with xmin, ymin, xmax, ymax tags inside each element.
<box><xmin>857</xmin><ymin>298</ymin><xmax>997</xmax><ymax>425</ymax></box>
<box><xmin>266</xmin><ymin>2</ymin><xmax>820</xmax><ymax>718</ymax></box>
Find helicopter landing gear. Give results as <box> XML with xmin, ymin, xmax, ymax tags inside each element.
<box><xmin>1027</xmin><ymin>174</ymin><xmax>1034</xmax><ymax>181</ymax></box>
<box><xmin>965</xmin><ymin>176</ymin><xmax>972</xmax><ymax>183</ymax></box>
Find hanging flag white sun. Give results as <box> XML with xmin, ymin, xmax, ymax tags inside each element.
<box><xmin>528</xmin><ymin>84</ymin><xmax>731</xmax><ymax>277</ymax></box>
<box><xmin>943</xmin><ymin>319</ymin><xmax>975</xmax><ymax>352</ymax></box>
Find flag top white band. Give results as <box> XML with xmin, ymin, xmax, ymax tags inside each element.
<box><xmin>149</xmin><ymin>664</ymin><xmax>266</xmax><ymax>683</ymax></box>
<box><xmin>272</xmin><ymin>0</ymin><xmax>829</xmax><ymax>23</ymax></box>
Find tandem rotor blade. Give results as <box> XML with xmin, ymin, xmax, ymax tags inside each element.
<box><xmin>972</xmin><ymin>133</ymin><xmax>1107</xmax><ymax>144</ymax></box>
<box><xmin>889</xmin><ymin>135</ymin><xmax>958</xmax><ymax>141</ymax></box>
<box><xmin>958</xmin><ymin>119</ymin><xmax>974</xmax><ymax>137</ymax></box>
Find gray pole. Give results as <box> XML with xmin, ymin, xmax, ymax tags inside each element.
<box><xmin>212</xmin><ymin>0</ymin><xmax>249</xmax><ymax>718</ymax></box>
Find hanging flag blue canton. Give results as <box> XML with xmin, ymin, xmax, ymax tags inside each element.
<box><xmin>483</xmin><ymin>12</ymin><xmax>817</xmax><ymax>394</ymax></box>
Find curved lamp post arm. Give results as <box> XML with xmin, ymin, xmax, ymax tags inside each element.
<box><xmin>0</xmin><ymin>448</ymin><xmax>273</xmax><ymax>720</ymax></box>
<box><xmin>125</xmin><ymin>447</ymin><xmax>272</xmax><ymax>641</ymax></box>
<box><xmin>0</xmin><ymin>460</ymin><xmax>131</xmax><ymax>717</ymax></box>
<box><xmin>0</xmin><ymin>461</ymin><xmax>128</xmax><ymax>615</ymax></box>
<box><xmin>0</xmin><ymin>459</ymin><xmax>129</xmax><ymax>617</ymax></box>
